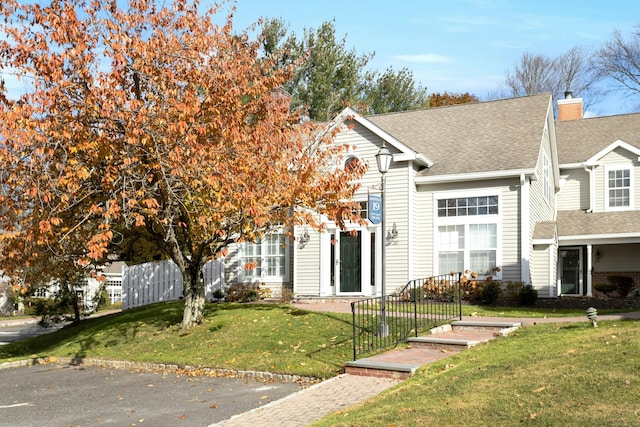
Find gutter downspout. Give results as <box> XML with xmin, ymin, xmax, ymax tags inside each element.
<box><xmin>583</xmin><ymin>164</ymin><xmax>595</xmax><ymax>213</ymax></box>
<box><xmin>520</xmin><ymin>174</ymin><xmax>531</xmax><ymax>285</ymax></box>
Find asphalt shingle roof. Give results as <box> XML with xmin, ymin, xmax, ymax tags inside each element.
<box><xmin>366</xmin><ymin>93</ymin><xmax>552</xmax><ymax>177</ymax></box>
<box><xmin>533</xmin><ymin>221</ymin><xmax>557</xmax><ymax>240</ymax></box>
<box><xmin>557</xmin><ymin>210</ymin><xmax>640</xmax><ymax>237</ymax></box>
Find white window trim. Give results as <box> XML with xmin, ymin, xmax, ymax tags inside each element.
<box><xmin>604</xmin><ymin>164</ymin><xmax>634</xmax><ymax>212</ymax></box>
<box><xmin>238</xmin><ymin>234</ymin><xmax>290</xmax><ymax>284</ymax></box>
<box><xmin>433</xmin><ymin>190</ymin><xmax>502</xmax><ymax>280</ymax></box>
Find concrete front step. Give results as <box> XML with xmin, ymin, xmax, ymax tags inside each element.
<box><xmin>451</xmin><ymin>320</ymin><xmax>521</xmax><ymax>332</ymax></box>
<box><xmin>345</xmin><ymin>320</ymin><xmax>521</xmax><ymax>379</ymax></box>
<box><xmin>344</xmin><ymin>360</ymin><xmax>420</xmax><ymax>380</ymax></box>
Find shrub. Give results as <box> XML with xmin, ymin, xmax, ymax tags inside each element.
<box><xmin>518</xmin><ymin>285</ymin><xmax>538</xmax><ymax>306</ymax></box>
<box><xmin>480</xmin><ymin>281</ymin><xmax>502</xmax><ymax>304</ymax></box>
<box><xmin>280</xmin><ymin>287</ymin><xmax>294</xmax><ymax>302</ymax></box>
<box><xmin>607</xmin><ymin>275</ymin><xmax>635</xmax><ymax>298</ymax></box>
<box><xmin>408</xmin><ymin>286</ymin><xmax>425</xmax><ymax>302</ymax></box>
<box><xmin>211</xmin><ymin>289</ymin><xmax>225</xmax><ymax>301</ymax></box>
<box><xmin>594</xmin><ymin>282</ymin><xmax>617</xmax><ymax>296</ymax></box>
<box><xmin>503</xmin><ymin>281</ymin><xmax>524</xmax><ymax>302</ymax></box>
<box><xmin>225</xmin><ymin>284</ymin><xmax>259</xmax><ymax>303</ymax></box>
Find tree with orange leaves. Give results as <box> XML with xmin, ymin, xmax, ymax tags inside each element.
<box><xmin>429</xmin><ymin>91</ymin><xmax>479</xmax><ymax>108</ymax></box>
<box><xmin>0</xmin><ymin>0</ymin><xmax>365</xmax><ymax>328</ymax></box>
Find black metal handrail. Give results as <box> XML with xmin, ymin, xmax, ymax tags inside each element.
<box><xmin>350</xmin><ymin>272</ymin><xmax>463</xmax><ymax>360</ymax></box>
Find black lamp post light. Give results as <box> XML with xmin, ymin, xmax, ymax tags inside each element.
<box><xmin>375</xmin><ymin>142</ymin><xmax>392</xmax><ymax>337</ymax></box>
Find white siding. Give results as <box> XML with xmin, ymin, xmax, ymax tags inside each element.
<box><xmin>527</xmin><ymin>132</ymin><xmax>558</xmax><ymax>292</ymax></box>
<box><xmin>294</xmin><ymin>228</ymin><xmax>322</xmax><ymax>296</ymax></box>
<box><xmin>557</xmin><ymin>168</ymin><xmax>589</xmax><ymax>210</ymax></box>
<box><xmin>531</xmin><ymin>245</ymin><xmax>553</xmax><ymax>298</ymax></box>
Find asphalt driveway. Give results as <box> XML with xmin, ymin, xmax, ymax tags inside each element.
<box><xmin>0</xmin><ymin>363</ymin><xmax>302</xmax><ymax>426</ymax></box>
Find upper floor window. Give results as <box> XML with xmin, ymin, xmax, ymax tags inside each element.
<box><xmin>240</xmin><ymin>234</ymin><xmax>288</xmax><ymax>282</ymax></box>
<box><xmin>437</xmin><ymin>196</ymin><xmax>498</xmax><ymax>217</ymax></box>
<box><xmin>606</xmin><ymin>166</ymin><xmax>632</xmax><ymax>210</ymax></box>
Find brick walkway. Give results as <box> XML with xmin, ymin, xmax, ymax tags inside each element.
<box><xmin>211</xmin><ymin>374</ymin><xmax>399</xmax><ymax>427</ymax></box>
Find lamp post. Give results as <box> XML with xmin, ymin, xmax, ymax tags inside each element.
<box><xmin>375</xmin><ymin>142</ymin><xmax>392</xmax><ymax>337</ymax></box>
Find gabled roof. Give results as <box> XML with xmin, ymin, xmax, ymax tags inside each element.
<box><xmin>365</xmin><ymin>93</ymin><xmax>553</xmax><ymax>181</ymax></box>
<box><xmin>332</xmin><ymin>108</ymin><xmax>433</xmax><ymax>167</ymax></box>
<box><xmin>555</xmin><ymin>113</ymin><xmax>640</xmax><ymax>166</ymax></box>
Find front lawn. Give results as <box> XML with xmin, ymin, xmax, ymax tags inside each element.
<box><xmin>314</xmin><ymin>319</ymin><xmax>640</xmax><ymax>426</ymax></box>
<box><xmin>0</xmin><ymin>301</ymin><xmax>353</xmax><ymax>379</ymax></box>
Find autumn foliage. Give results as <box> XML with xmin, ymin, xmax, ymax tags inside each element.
<box><xmin>429</xmin><ymin>91</ymin><xmax>479</xmax><ymax>108</ymax></box>
<box><xmin>0</xmin><ymin>0</ymin><xmax>365</xmax><ymax>327</ymax></box>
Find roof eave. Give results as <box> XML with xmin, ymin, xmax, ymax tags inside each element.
<box><xmin>337</xmin><ymin>108</ymin><xmax>434</xmax><ymax>168</ymax></box>
<box><xmin>559</xmin><ymin>232</ymin><xmax>640</xmax><ymax>245</ymax></box>
<box><xmin>415</xmin><ymin>168</ymin><xmax>537</xmax><ymax>185</ymax></box>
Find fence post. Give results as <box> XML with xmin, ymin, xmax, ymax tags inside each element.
<box><xmin>351</xmin><ymin>301</ymin><xmax>357</xmax><ymax>361</ymax></box>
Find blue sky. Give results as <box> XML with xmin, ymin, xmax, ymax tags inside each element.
<box><xmin>230</xmin><ymin>0</ymin><xmax>639</xmax><ymax>116</ymax></box>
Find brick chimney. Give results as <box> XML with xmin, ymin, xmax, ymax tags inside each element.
<box><xmin>557</xmin><ymin>91</ymin><xmax>583</xmax><ymax>121</ymax></box>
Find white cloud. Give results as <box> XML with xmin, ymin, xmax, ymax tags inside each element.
<box><xmin>393</xmin><ymin>54</ymin><xmax>454</xmax><ymax>64</ymax></box>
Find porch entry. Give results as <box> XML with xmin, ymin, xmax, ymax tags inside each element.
<box><xmin>559</xmin><ymin>247</ymin><xmax>582</xmax><ymax>295</ymax></box>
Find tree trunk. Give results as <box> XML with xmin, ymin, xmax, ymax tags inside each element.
<box><xmin>180</xmin><ymin>264</ymin><xmax>206</xmax><ymax>329</ymax></box>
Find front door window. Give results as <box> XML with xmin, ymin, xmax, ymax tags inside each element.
<box><xmin>560</xmin><ymin>248</ymin><xmax>581</xmax><ymax>295</ymax></box>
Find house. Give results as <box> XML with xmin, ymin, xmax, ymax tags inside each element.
<box><xmin>123</xmin><ymin>93</ymin><xmax>640</xmax><ymax>304</ymax></box>
<box><xmin>555</xmin><ymin>96</ymin><xmax>640</xmax><ymax>296</ymax></box>
<box><xmin>285</xmin><ymin>93</ymin><xmax>639</xmax><ymax>300</ymax></box>
<box><xmin>291</xmin><ymin>93</ymin><xmax>560</xmax><ymax>299</ymax></box>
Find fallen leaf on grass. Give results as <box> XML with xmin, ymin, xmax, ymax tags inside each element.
<box><xmin>532</xmin><ymin>386</ymin><xmax>546</xmax><ymax>393</ymax></box>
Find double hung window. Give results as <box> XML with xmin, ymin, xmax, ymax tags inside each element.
<box><xmin>606</xmin><ymin>167</ymin><xmax>632</xmax><ymax>210</ymax></box>
<box><xmin>240</xmin><ymin>234</ymin><xmax>287</xmax><ymax>281</ymax></box>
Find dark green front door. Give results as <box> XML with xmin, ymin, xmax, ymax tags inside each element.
<box><xmin>340</xmin><ymin>231</ymin><xmax>361</xmax><ymax>293</ymax></box>
<box><xmin>560</xmin><ymin>248</ymin><xmax>581</xmax><ymax>294</ymax></box>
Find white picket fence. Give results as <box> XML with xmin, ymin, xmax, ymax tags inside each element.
<box><xmin>122</xmin><ymin>259</ymin><xmax>225</xmax><ymax>310</ymax></box>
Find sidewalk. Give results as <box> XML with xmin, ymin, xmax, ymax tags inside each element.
<box><xmin>212</xmin><ymin>300</ymin><xmax>640</xmax><ymax>427</ymax></box>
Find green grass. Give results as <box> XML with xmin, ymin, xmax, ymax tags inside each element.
<box><xmin>0</xmin><ymin>301</ymin><xmax>353</xmax><ymax>379</ymax></box>
<box><xmin>3</xmin><ymin>301</ymin><xmax>639</xmax><ymax>425</ymax></box>
<box><xmin>314</xmin><ymin>319</ymin><xmax>640</xmax><ymax>426</ymax></box>
<box><xmin>460</xmin><ymin>304</ymin><xmax>631</xmax><ymax>318</ymax></box>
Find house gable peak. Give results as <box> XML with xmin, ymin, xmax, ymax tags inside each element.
<box><xmin>586</xmin><ymin>139</ymin><xmax>640</xmax><ymax>164</ymax></box>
